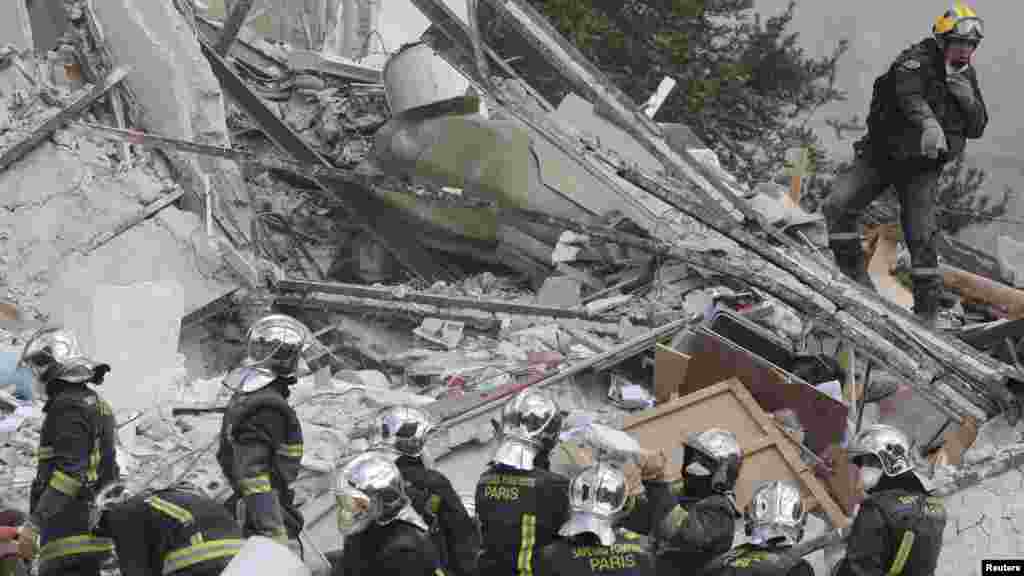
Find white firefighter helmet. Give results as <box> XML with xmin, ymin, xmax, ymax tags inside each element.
<box><xmin>221</xmin><ymin>536</ymin><xmax>310</xmax><ymax>576</ymax></box>
<box><xmin>744</xmin><ymin>480</ymin><xmax>807</xmax><ymax>547</ymax></box>
<box><xmin>245</xmin><ymin>314</ymin><xmax>310</xmax><ymax>377</ymax></box>
<box><xmin>19</xmin><ymin>327</ymin><xmax>110</xmax><ymax>395</ymax></box>
<box><xmin>227</xmin><ymin>314</ymin><xmax>311</xmax><ymax>393</ymax></box>
<box><xmin>492</xmin><ymin>390</ymin><xmax>563</xmax><ymax>471</ymax></box>
<box><xmin>369</xmin><ymin>405</ymin><xmax>436</xmax><ymax>459</ymax></box>
<box><xmin>558</xmin><ymin>462</ymin><xmax>628</xmax><ymax>547</ymax></box>
<box><xmin>334</xmin><ymin>451</ymin><xmax>420</xmax><ymax>536</ymax></box>
<box><xmin>847</xmin><ymin>424</ymin><xmax>932</xmax><ymax>491</ymax></box>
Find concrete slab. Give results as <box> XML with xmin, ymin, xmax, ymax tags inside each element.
<box><xmin>89</xmin><ymin>281</ymin><xmax>185</xmax><ymax>413</ymax></box>
<box><xmin>43</xmin><ymin>208</ymin><xmax>236</xmax><ymax>324</ymax></box>
<box><xmin>0</xmin><ymin>0</ymin><xmax>34</xmax><ymax>53</ymax></box>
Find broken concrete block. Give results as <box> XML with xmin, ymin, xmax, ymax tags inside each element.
<box><xmin>551</xmin><ymin>243</ymin><xmax>581</xmax><ymax>264</ymax></box>
<box><xmin>89</xmin><ymin>281</ymin><xmax>185</xmax><ymax>413</ymax></box>
<box><xmin>537</xmin><ymin>276</ymin><xmax>582</xmax><ymax>308</ymax></box>
<box><xmin>413</xmin><ymin>317</ymin><xmax>465</xmax><ymax>350</ymax></box>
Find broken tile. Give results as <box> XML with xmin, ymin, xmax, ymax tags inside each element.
<box><xmin>537</xmin><ymin>275</ymin><xmax>582</xmax><ymax>307</ymax></box>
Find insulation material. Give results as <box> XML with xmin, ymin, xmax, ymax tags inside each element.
<box><xmin>88</xmin><ymin>281</ymin><xmax>185</xmax><ymax>413</ymax></box>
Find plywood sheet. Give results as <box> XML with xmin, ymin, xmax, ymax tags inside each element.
<box><xmin>678</xmin><ymin>328</ymin><xmax>847</xmax><ymax>455</ymax></box>
<box><xmin>623</xmin><ymin>378</ymin><xmax>850</xmax><ymax>528</ymax></box>
<box><xmin>653</xmin><ymin>343</ymin><xmax>689</xmax><ymax>403</ymax></box>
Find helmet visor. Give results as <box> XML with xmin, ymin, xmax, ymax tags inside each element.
<box><xmin>951</xmin><ymin>17</ymin><xmax>983</xmax><ymax>40</ymax></box>
<box><xmin>247</xmin><ymin>319</ymin><xmax>307</xmax><ymax>376</ymax></box>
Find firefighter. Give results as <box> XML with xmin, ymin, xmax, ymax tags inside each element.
<box><xmin>90</xmin><ymin>482</ymin><xmax>244</xmax><ymax>576</ymax></box>
<box><xmin>18</xmin><ymin>327</ymin><xmax>118</xmax><ymax>576</ymax></box>
<box><xmin>652</xmin><ymin>428</ymin><xmax>743</xmax><ymax>575</ymax></box>
<box><xmin>536</xmin><ymin>462</ymin><xmax>657</xmax><ymax>576</ymax></box>
<box><xmin>369</xmin><ymin>405</ymin><xmax>480</xmax><ymax>576</ymax></box>
<box><xmin>822</xmin><ymin>2</ymin><xmax>986</xmax><ymax>328</ymax></box>
<box><xmin>334</xmin><ymin>450</ymin><xmax>446</xmax><ymax>576</ymax></box>
<box><xmin>476</xmin><ymin>390</ymin><xmax>569</xmax><ymax>576</ymax></box>
<box><xmin>833</xmin><ymin>425</ymin><xmax>946</xmax><ymax>576</ymax></box>
<box><xmin>216</xmin><ymin>314</ymin><xmax>309</xmax><ymax>552</ymax></box>
<box><xmin>702</xmin><ymin>481</ymin><xmax>814</xmax><ymax>576</ymax></box>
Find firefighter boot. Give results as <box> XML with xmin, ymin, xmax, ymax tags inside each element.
<box><xmin>829</xmin><ymin>237</ymin><xmax>875</xmax><ymax>291</ymax></box>
<box><xmin>911</xmin><ymin>273</ymin><xmax>944</xmax><ymax>330</ymax></box>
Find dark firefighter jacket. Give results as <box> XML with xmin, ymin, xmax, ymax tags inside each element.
<box><xmin>536</xmin><ymin>529</ymin><xmax>656</xmax><ymax>576</ymax></box>
<box><xmin>834</xmin><ymin>489</ymin><xmax>946</xmax><ymax>576</ymax></box>
<box><xmin>341</xmin><ymin>518</ymin><xmax>446</xmax><ymax>576</ymax></box>
<box><xmin>651</xmin><ymin>491</ymin><xmax>737</xmax><ymax>576</ymax></box>
<box><xmin>96</xmin><ymin>487</ymin><xmax>244</xmax><ymax>576</ymax></box>
<box><xmin>619</xmin><ymin>480</ymin><xmax>676</xmax><ymax>537</ymax></box>
<box><xmin>701</xmin><ymin>543</ymin><xmax>814</xmax><ymax>576</ymax></box>
<box><xmin>475</xmin><ymin>463</ymin><xmax>571</xmax><ymax>576</ymax></box>
<box><xmin>30</xmin><ymin>383</ymin><xmax>118</xmax><ymax>571</ymax></box>
<box><xmin>865</xmin><ymin>37</ymin><xmax>987</xmax><ymax>162</ymax></box>
<box><xmin>216</xmin><ymin>379</ymin><xmax>304</xmax><ymax>542</ymax></box>
<box><xmin>397</xmin><ymin>455</ymin><xmax>480</xmax><ymax>576</ymax></box>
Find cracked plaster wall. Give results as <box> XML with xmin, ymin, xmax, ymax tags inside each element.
<box><xmin>90</xmin><ymin>0</ymin><xmax>252</xmax><ymax>242</ymax></box>
<box><xmin>0</xmin><ymin>122</ymin><xmax>235</xmax><ymax>330</ymax></box>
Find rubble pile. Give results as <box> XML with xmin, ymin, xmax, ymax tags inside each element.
<box><xmin>0</xmin><ymin>0</ymin><xmax>1022</xmax><ymax>572</ymax></box>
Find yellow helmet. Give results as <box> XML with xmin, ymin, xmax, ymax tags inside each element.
<box><xmin>933</xmin><ymin>2</ymin><xmax>983</xmax><ymax>42</ymax></box>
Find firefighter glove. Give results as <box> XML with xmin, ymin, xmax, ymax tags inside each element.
<box><xmin>946</xmin><ymin>72</ymin><xmax>975</xmax><ymax>106</ymax></box>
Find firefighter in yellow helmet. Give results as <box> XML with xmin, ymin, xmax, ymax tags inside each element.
<box><xmin>823</xmin><ymin>2</ymin><xmax>986</xmax><ymax>330</ymax></box>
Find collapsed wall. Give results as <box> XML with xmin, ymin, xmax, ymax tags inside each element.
<box><xmin>89</xmin><ymin>0</ymin><xmax>253</xmax><ymax>243</ymax></box>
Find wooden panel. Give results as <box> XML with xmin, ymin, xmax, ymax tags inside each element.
<box><xmin>623</xmin><ymin>378</ymin><xmax>850</xmax><ymax>528</ymax></box>
<box><xmin>653</xmin><ymin>343</ymin><xmax>689</xmax><ymax>403</ymax></box>
<box><xmin>678</xmin><ymin>328</ymin><xmax>848</xmax><ymax>455</ymax></box>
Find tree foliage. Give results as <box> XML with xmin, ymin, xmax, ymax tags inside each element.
<box><xmin>522</xmin><ymin>0</ymin><xmax>847</xmax><ymax>184</ymax></box>
<box><xmin>515</xmin><ymin>0</ymin><xmax>1013</xmax><ymax>238</ymax></box>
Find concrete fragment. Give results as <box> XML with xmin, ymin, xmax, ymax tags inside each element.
<box><xmin>536</xmin><ymin>275</ymin><xmax>581</xmax><ymax>308</ymax></box>
<box><xmin>0</xmin><ymin>1</ymin><xmax>34</xmax><ymax>52</ymax></box>
<box><xmin>43</xmin><ymin>208</ymin><xmax>236</xmax><ymax>323</ymax></box>
<box><xmin>88</xmin><ymin>282</ymin><xmax>185</xmax><ymax>413</ymax></box>
<box><xmin>91</xmin><ymin>0</ymin><xmax>251</xmax><ymax>237</ymax></box>
<box><xmin>413</xmin><ymin>317</ymin><xmax>465</xmax><ymax>349</ymax></box>
<box><xmin>997</xmin><ymin>234</ymin><xmax>1024</xmax><ymax>287</ymax></box>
